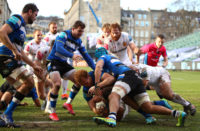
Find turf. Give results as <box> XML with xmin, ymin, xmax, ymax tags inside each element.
<box><xmin>0</xmin><ymin>68</ymin><xmax>200</xmax><ymax>131</ymax></box>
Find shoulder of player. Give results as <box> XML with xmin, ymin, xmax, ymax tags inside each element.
<box><xmin>58</xmin><ymin>31</ymin><xmax>67</xmax><ymax>40</ymax></box>
<box><xmin>6</xmin><ymin>15</ymin><xmax>25</xmax><ymax>29</ymax></box>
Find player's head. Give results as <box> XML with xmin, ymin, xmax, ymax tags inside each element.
<box><xmin>95</xmin><ymin>47</ymin><xmax>108</xmax><ymax>59</ymax></box>
<box><xmin>33</xmin><ymin>29</ymin><xmax>42</xmax><ymax>43</ymax></box>
<box><xmin>22</xmin><ymin>3</ymin><xmax>39</xmax><ymax>24</ymax></box>
<box><xmin>72</xmin><ymin>20</ymin><xmax>85</xmax><ymax>39</ymax></box>
<box><xmin>102</xmin><ymin>23</ymin><xmax>111</xmax><ymax>37</ymax></box>
<box><xmin>74</xmin><ymin>70</ymin><xmax>93</xmax><ymax>87</ymax></box>
<box><xmin>110</xmin><ymin>23</ymin><xmax>121</xmax><ymax>41</ymax></box>
<box><xmin>48</xmin><ymin>21</ymin><xmax>57</xmax><ymax>34</ymax></box>
<box><xmin>155</xmin><ymin>34</ymin><xmax>165</xmax><ymax>48</ymax></box>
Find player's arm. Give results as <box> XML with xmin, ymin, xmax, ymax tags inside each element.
<box><xmin>162</xmin><ymin>56</ymin><xmax>168</xmax><ymax>67</ymax></box>
<box><xmin>129</xmin><ymin>41</ymin><xmax>140</xmax><ymax>64</ymax></box>
<box><xmin>79</xmin><ymin>46</ymin><xmax>95</xmax><ymax>70</ymax></box>
<box><xmin>0</xmin><ymin>24</ymin><xmax>21</xmax><ymax>60</ymax></box>
<box><xmin>95</xmin><ymin>59</ymin><xmax>104</xmax><ymax>84</ymax></box>
<box><xmin>97</xmin><ymin>73</ymin><xmax>115</xmax><ymax>89</ymax></box>
<box><xmin>135</xmin><ymin>44</ymin><xmax>149</xmax><ymax>64</ymax></box>
<box><xmin>87</xmin><ymin>99</ymin><xmax>97</xmax><ymax>114</ymax></box>
<box><xmin>127</xmin><ymin>46</ymin><xmax>133</xmax><ymax>64</ymax></box>
<box><xmin>56</xmin><ymin>40</ymin><xmax>74</xmax><ymax>58</ymax></box>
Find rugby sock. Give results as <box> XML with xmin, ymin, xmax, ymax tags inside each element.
<box><xmin>62</xmin><ymin>79</ymin><xmax>68</xmax><ymax>95</ymax></box>
<box><xmin>108</xmin><ymin>112</ymin><xmax>117</xmax><ymax>120</ymax></box>
<box><xmin>137</xmin><ymin>108</ymin><xmax>152</xmax><ymax>118</ymax></box>
<box><xmin>172</xmin><ymin>110</ymin><xmax>181</xmax><ymax>118</ymax></box>
<box><xmin>66</xmin><ymin>85</ymin><xmax>80</xmax><ymax>104</ymax></box>
<box><xmin>50</xmin><ymin>93</ymin><xmax>58</xmax><ymax>113</ymax></box>
<box><xmin>154</xmin><ymin>100</ymin><xmax>166</xmax><ymax>106</ymax></box>
<box><xmin>4</xmin><ymin>92</ymin><xmax>25</xmax><ymax>117</ymax></box>
<box><xmin>171</xmin><ymin>94</ymin><xmax>190</xmax><ymax>106</ymax></box>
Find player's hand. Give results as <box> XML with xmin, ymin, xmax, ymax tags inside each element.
<box><xmin>13</xmin><ymin>49</ymin><xmax>22</xmax><ymax>60</ymax></box>
<box><xmin>33</xmin><ymin>65</ymin><xmax>43</xmax><ymax>80</ymax></box>
<box><xmin>88</xmin><ymin>86</ymin><xmax>95</xmax><ymax>95</ymax></box>
<box><xmin>72</xmin><ymin>54</ymin><xmax>82</xmax><ymax>63</ymax></box>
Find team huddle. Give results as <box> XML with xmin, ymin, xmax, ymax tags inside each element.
<box><xmin>0</xmin><ymin>3</ymin><xmax>196</xmax><ymax>128</ymax></box>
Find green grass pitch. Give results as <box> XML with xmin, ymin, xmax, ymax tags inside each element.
<box><xmin>0</xmin><ymin>68</ymin><xmax>200</xmax><ymax>131</ymax></box>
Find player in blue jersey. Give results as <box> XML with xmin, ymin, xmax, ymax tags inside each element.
<box><xmin>92</xmin><ymin>48</ymin><xmax>187</xmax><ymax>127</ymax></box>
<box><xmin>74</xmin><ymin>69</ymin><xmax>158</xmax><ymax>123</ymax></box>
<box><xmin>47</xmin><ymin>20</ymin><xmax>95</xmax><ymax>121</ymax></box>
<box><xmin>0</xmin><ymin>3</ymin><xmax>41</xmax><ymax>128</ymax></box>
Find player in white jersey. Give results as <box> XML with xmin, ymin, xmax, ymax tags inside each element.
<box><xmin>34</xmin><ymin>42</ymin><xmax>54</xmax><ymax>113</ymax></box>
<box><xmin>132</xmin><ymin>64</ymin><xmax>196</xmax><ymax>116</ymax></box>
<box><xmin>43</xmin><ymin>21</ymin><xmax>59</xmax><ymax>46</ymax></box>
<box><xmin>105</xmin><ymin>23</ymin><xmax>138</xmax><ymax>66</ymax></box>
<box><xmin>44</xmin><ymin>21</ymin><xmax>69</xmax><ymax>100</ymax></box>
<box><xmin>24</xmin><ymin>29</ymin><xmax>47</xmax><ymax>73</ymax></box>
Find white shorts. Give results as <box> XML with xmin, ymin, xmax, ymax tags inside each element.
<box><xmin>152</xmin><ymin>70</ymin><xmax>171</xmax><ymax>95</ymax></box>
<box><xmin>133</xmin><ymin>92</ymin><xmax>150</xmax><ymax>107</ymax></box>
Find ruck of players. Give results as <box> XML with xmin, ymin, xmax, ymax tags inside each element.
<box><xmin>0</xmin><ymin>3</ymin><xmax>197</xmax><ymax>129</ymax></box>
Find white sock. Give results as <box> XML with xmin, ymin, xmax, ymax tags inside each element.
<box><xmin>66</xmin><ymin>97</ymin><xmax>72</xmax><ymax>104</ymax></box>
<box><xmin>62</xmin><ymin>79</ymin><xmax>68</xmax><ymax>95</ymax></box>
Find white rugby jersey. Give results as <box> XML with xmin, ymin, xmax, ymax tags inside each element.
<box><xmin>35</xmin><ymin>46</ymin><xmax>50</xmax><ymax>66</ymax></box>
<box><xmin>133</xmin><ymin>64</ymin><xmax>169</xmax><ymax>86</ymax></box>
<box><xmin>43</xmin><ymin>32</ymin><xmax>59</xmax><ymax>46</ymax></box>
<box><xmin>24</xmin><ymin>39</ymin><xmax>48</xmax><ymax>61</ymax></box>
<box><xmin>106</xmin><ymin>32</ymin><xmax>132</xmax><ymax>66</ymax></box>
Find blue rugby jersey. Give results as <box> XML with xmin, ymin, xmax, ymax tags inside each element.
<box><xmin>97</xmin><ymin>55</ymin><xmax>131</xmax><ymax>79</ymax></box>
<box><xmin>0</xmin><ymin>15</ymin><xmax>26</xmax><ymax>57</ymax></box>
<box><xmin>47</xmin><ymin>30</ymin><xmax>95</xmax><ymax>70</ymax></box>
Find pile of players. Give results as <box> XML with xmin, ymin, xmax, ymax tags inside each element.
<box><xmin>0</xmin><ymin>3</ymin><xmax>196</xmax><ymax>128</ymax></box>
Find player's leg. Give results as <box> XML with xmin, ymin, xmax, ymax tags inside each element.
<box><xmin>48</xmin><ymin>71</ymin><xmax>61</xmax><ymax>121</ymax></box>
<box><xmin>63</xmin><ymin>69</ymin><xmax>80</xmax><ymax>115</ymax></box>
<box><xmin>135</xmin><ymin>93</ymin><xmax>187</xmax><ymax>127</ymax></box>
<box><xmin>61</xmin><ymin>79</ymin><xmax>69</xmax><ymax>100</ymax></box>
<box><xmin>158</xmin><ymin>73</ymin><xmax>196</xmax><ymax>116</ymax></box>
<box><xmin>0</xmin><ymin>92</ymin><xmax>13</xmax><ymax>110</ymax></box>
<box><xmin>123</xmin><ymin>95</ymin><xmax>156</xmax><ymax>124</ymax></box>
<box><xmin>1</xmin><ymin>66</ymin><xmax>34</xmax><ymax>127</ymax></box>
<box><xmin>44</xmin><ymin>77</ymin><xmax>53</xmax><ymax>113</ymax></box>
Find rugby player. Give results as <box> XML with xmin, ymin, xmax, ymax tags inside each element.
<box><xmin>132</xmin><ymin>63</ymin><xmax>196</xmax><ymax>116</ymax></box>
<box><xmin>0</xmin><ymin>3</ymin><xmax>42</xmax><ymax>127</ymax></box>
<box><xmin>47</xmin><ymin>20</ymin><xmax>95</xmax><ymax>121</ymax></box>
<box><xmin>92</xmin><ymin>51</ymin><xmax>186</xmax><ymax>127</ymax></box>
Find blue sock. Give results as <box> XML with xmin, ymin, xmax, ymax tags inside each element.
<box><xmin>154</xmin><ymin>100</ymin><xmax>165</xmax><ymax>106</ymax></box>
<box><xmin>4</xmin><ymin>101</ymin><xmax>18</xmax><ymax>118</ymax></box>
<box><xmin>69</xmin><ymin>91</ymin><xmax>76</xmax><ymax>99</ymax></box>
<box><xmin>50</xmin><ymin>93</ymin><xmax>58</xmax><ymax>113</ymax></box>
<box><xmin>137</xmin><ymin>108</ymin><xmax>152</xmax><ymax>118</ymax></box>
<box><xmin>67</xmin><ymin>85</ymin><xmax>80</xmax><ymax>104</ymax></box>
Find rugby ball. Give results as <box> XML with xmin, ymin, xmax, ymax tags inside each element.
<box><xmin>96</xmin><ymin>101</ymin><xmax>106</xmax><ymax>109</ymax></box>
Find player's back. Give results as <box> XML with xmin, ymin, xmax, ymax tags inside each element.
<box><xmin>99</xmin><ymin>55</ymin><xmax>130</xmax><ymax>78</ymax></box>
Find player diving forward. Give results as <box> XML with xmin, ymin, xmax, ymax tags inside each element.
<box><xmin>131</xmin><ymin>63</ymin><xmax>196</xmax><ymax>116</ymax></box>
